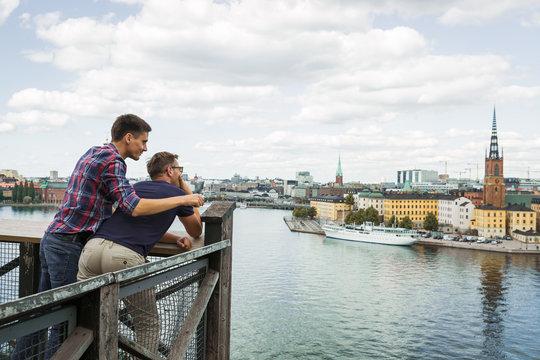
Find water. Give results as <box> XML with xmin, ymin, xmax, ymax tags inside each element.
<box><xmin>2</xmin><ymin>206</ymin><xmax>540</xmax><ymax>359</ymax></box>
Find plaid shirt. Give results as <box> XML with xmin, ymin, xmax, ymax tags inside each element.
<box><xmin>47</xmin><ymin>143</ymin><xmax>141</xmax><ymax>234</ymax></box>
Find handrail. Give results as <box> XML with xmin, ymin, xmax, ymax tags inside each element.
<box><xmin>0</xmin><ymin>240</ymin><xmax>230</xmax><ymax>322</ymax></box>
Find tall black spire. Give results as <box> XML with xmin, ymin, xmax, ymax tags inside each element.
<box><xmin>489</xmin><ymin>107</ymin><xmax>500</xmax><ymax>160</ymax></box>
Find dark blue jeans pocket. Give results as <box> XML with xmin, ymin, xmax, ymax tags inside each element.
<box><xmin>44</xmin><ymin>236</ymin><xmax>83</xmax><ymax>285</ymax></box>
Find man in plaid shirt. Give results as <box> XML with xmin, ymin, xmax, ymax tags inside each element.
<box><xmin>11</xmin><ymin>114</ymin><xmax>204</xmax><ymax>360</ymax></box>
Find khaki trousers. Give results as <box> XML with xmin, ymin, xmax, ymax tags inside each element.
<box><xmin>77</xmin><ymin>238</ymin><xmax>159</xmax><ymax>357</ymax></box>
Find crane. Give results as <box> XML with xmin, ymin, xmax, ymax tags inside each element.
<box><xmin>468</xmin><ymin>162</ymin><xmax>480</xmax><ymax>181</ymax></box>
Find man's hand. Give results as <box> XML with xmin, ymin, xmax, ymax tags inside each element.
<box><xmin>182</xmin><ymin>194</ymin><xmax>205</xmax><ymax>207</ymax></box>
<box><xmin>176</xmin><ymin>236</ymin><xmax>192</xmax><ymax>250</ymax></box>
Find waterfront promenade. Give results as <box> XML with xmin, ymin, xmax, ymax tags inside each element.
<box><xmin>284</xmin><ymin>217</ymin><xmax>540</xmax><ymax>254</ymax></box>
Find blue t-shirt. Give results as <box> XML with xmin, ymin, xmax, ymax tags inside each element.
<box><xmin>91</xmin><ymin>180</ymin><xmax>195</xmax><ymax>257</ymax></box>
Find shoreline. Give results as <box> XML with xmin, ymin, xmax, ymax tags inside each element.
<box><xmin>284</xmin><ymin>217</ymin><xmax>540</xmax><ymax>255</ymax></box>
<box><xmin>0</xmin><ymin>203</ymin><xmax>59</xmax><ymax>208</ymax></box>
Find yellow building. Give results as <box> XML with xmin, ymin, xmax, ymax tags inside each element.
<box><xmin>471</xmin><ymin>205</ymin><xmax>506</xmax><ymax>238</ymax></box>
<box><xmin>506</xmin><ymin>204</ymin><xmax>536</xmax><ymax>236</ymax></box>
<box><xmin>531</xmin><ymin>198</ymin><xmax>540</xmax><ymax>232</ymax></box>
<box><xmin>309</xmin><ymin>196</ymin><xmax>352</xmax><ymax>221</ymax></box>
<box><xmin>383</xmin><ymin>194</ymin><xmax>440</xmax><ymax>227</ymax></box>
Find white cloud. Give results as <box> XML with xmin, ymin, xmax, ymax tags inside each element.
<box><xmin>0</xmin><ymin>0</ymin><xmax>18</xmax><ymax>25</ymax></box>
<box><xmin>0</xmin><ymin>122</ymin><xmax>14</xmax><ymax>132</ymax></box>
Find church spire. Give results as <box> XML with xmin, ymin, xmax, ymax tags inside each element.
<box><xmin>336</xmin><ymin>154</ymin><xmax>343</xmax><ymax>177</ymax></box>
<box><xmin>489</xmin><ymin>107</ymin><xmax>500</xmax><ymax>160</ymax></box>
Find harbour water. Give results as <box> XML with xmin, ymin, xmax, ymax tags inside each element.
<box><xmin>1</xmin><ymin>206</ymin><xmax>540</xmax><ymax>359</ymax></box>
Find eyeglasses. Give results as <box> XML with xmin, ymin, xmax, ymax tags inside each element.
<box><xmin>171</xmin><ymin>166</ymin><xmax>183</xmax><ymax>172</ymax></box>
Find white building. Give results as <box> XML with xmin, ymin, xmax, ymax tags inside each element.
<box><xmin>296</xmin><ymin>171</ymin><xmax>314</xmax><ymax>185</ymax></box>
<box><xmin>284</xmin><ymin>180</ymin><xmax>298</xmax><ymax>196</ymax></box>
<box><xmin>457</xmin><ymin>200</ymin><xmax>475</xmax><ymax>232</ymax></box>
<box><xmin>411</xmin><ymin>182</ymin><xmax>459</xmax><ymax>192</ymax></box>
<box><xmin>439</xmin><ymin>196</ymin><xmax>475</xmax><ymax>233</ymax></box>
<box><xmin>397</xmin><ymin>169</ymin><xmax>438</xmax><ymax>185</ymax></box>
<box><xmin>353</xmin><ymin>190</ymin><xmax>384</xmax><ymax>216</ymax></box>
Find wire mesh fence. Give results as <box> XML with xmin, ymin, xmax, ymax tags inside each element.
<box><xmin>118</xmin><ymin>261</ymin><xmax>207</xmax><ymax>360</ymax></box>
<box><xmin>0</xmin><ymin>318</ymin><xmax>69</xmax><ymax>360</ymax></box>
<box><xmin>0</xmin><ymin>241</ymin><xmax>21</xmax><ymax>303</ymax></box>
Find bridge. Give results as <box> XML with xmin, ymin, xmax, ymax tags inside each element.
<box><xmin>0</xmin><ymin>201</ymin><xmax>235</xmax><ymax>360</ymax></box>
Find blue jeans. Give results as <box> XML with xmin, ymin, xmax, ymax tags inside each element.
<box><xmin>11</xmin><ymin>232</ymin><xmax>85</xmax><ymax>360</ymax></box>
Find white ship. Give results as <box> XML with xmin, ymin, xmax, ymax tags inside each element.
<box><xmin>322</xmin><ymin>222</ymin><xmax>420</xmax><ymax>246</ymax></box>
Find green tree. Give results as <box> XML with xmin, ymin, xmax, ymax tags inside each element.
<box><xmin>29</xmin><ymin>181</ymin><xmax>36</xmax><ymax>201</ymax></box>
<box><xmin>12</xmin><ymin>184</ymin><xmax>18</xmax><ymax>203</ymax></box>
<box><xmin>345</xmin><ymin>209</ymin><xmax>366</xmax><ymax>225</ymax></box>
<box><xmin>24</xmin><ymin>181</ymin><xmax>29</xmax><ymax>197</ymax></box>
<box><xmin>365</xmin><ymin>207</ymin><xmax>381</xmax><ymax>225</ymax></box>
<box><xmin>17</xmin><ymin>183</ymin><xmax>24</xmax><ymax>203</ymax></box>
<box><xmin>308</xmin><ymin>207</ymin><xmax>317</xmax><ymax>218</ymax></box>
<box><xmin>423</xmin><ymin>212</ymin><xmax>439</xmax><ymax>231</ymax></box>
<box><xmin>0</xmin><ymin>190</ymin><xmax>4</xmax><ymax>201</ymax></box>
<box><xmin>399</xmin><ymin>216</ymin><xmax>413</xmax><ymax>229</ymax></box>
<box><xmin>345</xmin><ymin>193</ymin><xmax>355</xmax><ymax>207</ymax></box>
<box><xmin>386</xmin><ymin>215</ymin><xmax>397</xmax><ymax>227</ymax></box>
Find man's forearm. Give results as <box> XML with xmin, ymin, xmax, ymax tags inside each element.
<box><xmin>132</xmin><ymin>195</ymin><xmax>204</xmax><ymax>217</ymax></box>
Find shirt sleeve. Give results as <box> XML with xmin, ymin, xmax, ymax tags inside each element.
<box><xmin>102</xmin><ymin>159</ymin><xmax>140</xmax><ymax>215</ymax></box>
<box><xmin>175</xmin><ymin>188</ymin><xmax>195</xmax><ymax>217</ymax></box>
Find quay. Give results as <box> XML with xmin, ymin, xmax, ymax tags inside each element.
<box><xmin>416</xmin><ymin>237</ymin><xmax>540</xmax><ymax>254</ymax></box>
<box><xmin>283</xmin><ymin>217</ymin><xmax>540</xmax><ymax>255</ymax></box>
<box><xmin>283</xmin><ymin>217</ymin><xmax>325</xmax><ymax>235</ymax></box>
<box><xmin>0</xmin><ymin>201</ymin><xmax>236</xmax><ymax>360</ymax></box>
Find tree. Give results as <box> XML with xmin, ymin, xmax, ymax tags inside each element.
<box><xmin>345</xmin><ymin>209</ymin><xmax>365</xmax><ymax>225</ymax></box>
<box><xmin>365</xmin><ymin>207</ymin><xmax>381</xmax><ymax>225</ymax></box>
<box><xmin>345</xmin><ymin>193</ymin><xmax>355</xmax><ymax>207</ymax></box>
<box><xmin>386</xmin><ymin>215</ymin><xmax>397</xmax><ymax>227</ymax></box>
<box><xmin>308</xmin><ymin>207</ymin><xmax>317</xmax><ymax>218</ymax></box>
<box><xmin>423</xmin><ymin>212</ymin><xmax>439</xmax><ymax>231</ymax></box>
<box><xmin>0</xmin><ymin>190</ymin><xmax>4</xmax><ymax>201</ymax></box>
<box><xmin>29</xmin><ymin>181</ymin><xmax>36</xmax><ymax>201</ymax></box>
<box><xmin>17</xmin><ymin>183</ymin><xmax>24</xmax><ymax>203</ymax></box>
<box><xmin>12</xmin><ymin>184</ymin><xmax>18</xmax><ymax>203</ymax></box>
<box><xmin>293</xmin><ymin>207</ymin><xmax>309</xmax><ymax>218</ymax></box>
<box><xmin>399</xmin><ymin>216</ymin><xmax>413</xmax><ymax>229</ymax></box>
<box><xmin>23</xmin><ymin>196</ymin><xmax>32</xmax><ymax>204</ymax></box>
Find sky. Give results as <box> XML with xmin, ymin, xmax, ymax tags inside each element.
<box><xmin>1</xmin><ymin>0</ymin><xmax>540</xmax><ymax>184</ymax></box>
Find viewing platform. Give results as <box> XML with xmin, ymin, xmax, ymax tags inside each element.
<box><xmin>0</xmin><ymin>201</ymin><xmax>236</xmax><ymax>360</ymax></box>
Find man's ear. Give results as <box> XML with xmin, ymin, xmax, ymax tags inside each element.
<box><xmin>125</xmin><ymin>133</ymin><xmax>133</xmax><ymax>144</ymax></box>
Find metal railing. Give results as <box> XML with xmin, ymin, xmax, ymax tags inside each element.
<box><xmin>0</xmin><ymin>201</ymin><xmax>235</xmax><ymax>360</ymax></box>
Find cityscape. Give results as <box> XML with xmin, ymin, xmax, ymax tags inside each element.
<box><xmin>2</xmin><ymin>109</ymin><xmax>539</xmax><ymax>245</ymax></box>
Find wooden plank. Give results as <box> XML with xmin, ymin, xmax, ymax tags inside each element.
<box><xmin>0</xmin><ymin>274</ymin><xmax>114</xmax><ymax>322</ymax></box>
<box><xmin>168</xmin><ymin>269</ymin><xmax>219</xmax><ymax>360</ymax></box>
<box><xmin>201</xmin><ymin>202</ymin><xmax>236</xmax><ymax>224</ymax></box>
<box><xmin>0</xmin><ymin>219</ymin><xmax>49</xmax><ymax>244</ymax></box>
<box><xmin>204</xmin><ymin>203</ymin><xmax>234</xmax><ymax>360</ymax></box>
<box><xmin>118</xmin><ymin>334</ymin><xmax>163</xmax><ymax>360</ymax></box>
<box><xmin>50</xmin><ymin>326</ymin><xmax>94</xmax><ymax>360</ymax></box>
<box><xmin>78</xmin><ymin>284</ymin><xmax>119</xmax><ymax>360</ymax></box>
<box><xmin>19</xmin><ymin>242</ymin><xmax>40</xmax><ymax>297</ymax></box>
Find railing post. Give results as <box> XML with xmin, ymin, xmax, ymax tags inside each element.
<box><xmin>19</xmin><ymin>242</ymin><xmax>40</xmax><ymax>298</ymax></box>
<box><xmin>79</xmin><ymin>283</ymin><xmax>119</xmax><ymax>360</ymax></box>
<box><xmin>201</xmin><ymin>201</ymin><xmax>236</xmax><ymax>360</ymax></box>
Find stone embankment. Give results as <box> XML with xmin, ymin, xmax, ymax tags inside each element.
<box><xmin>283</xmin><ymin>217</ymin><xmax>540</xmax><ymax>254</ymax></box>
<box><xmin>416</xmin><ymin>237</ymin><xmax>540</xmax><ymax>254</ymax></box>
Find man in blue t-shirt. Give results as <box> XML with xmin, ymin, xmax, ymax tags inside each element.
<box><xmin>77</xmin><ymin>151</ymin><xmax>202</xmax><ymax>356</ymax></box>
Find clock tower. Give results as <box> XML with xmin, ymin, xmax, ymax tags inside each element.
<box><xmin>483</xmin><ymin>108</ymin><xmax>505</xmax><ymax>208</ymax></box>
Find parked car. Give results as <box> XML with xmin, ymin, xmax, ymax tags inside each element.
<box><xmin>477</xmin><ymin>237</ymin><xmax>487</xmax><ymax>243</ymax></box>
<box><xmin>443</xmin><ymin>235</ymin><xmax>453</xmax><ymax>240</ymax></box>
<box><xmin>504</xmin><ymin>235</ymin><xmax>512</xmax><ymax>240</ymax></box>
<box><xmin>466</xmin><ymin>236</ymin><xmax>475</xmax><ymax>241</ymax></box>
<box><xmin>422</xmin><ymin>232</ymin><xmax>432</xmax><ymax>238</ymax></box>
<box><xmin>491</xmin><ymin>240</ymin><xmax>498</xmax><ymax>245</ymax></box>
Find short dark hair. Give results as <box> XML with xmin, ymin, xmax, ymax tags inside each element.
<box><xmin>147</xmin><ymin>151</ymin><xmax>179</xmax><ymax>179</ymax></box>
<box><xmin>111</xmin><ymin>114</ymin><xmax>152</xmax><ymax>141</ymax></box>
